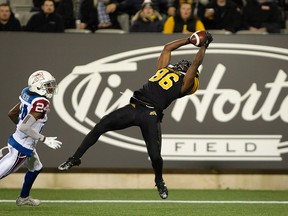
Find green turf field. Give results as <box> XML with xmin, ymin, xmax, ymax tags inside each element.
<box><xmin>1</xmin><ymin>189</ymin><xmax>288</xmax><ymax>216</ymax></box>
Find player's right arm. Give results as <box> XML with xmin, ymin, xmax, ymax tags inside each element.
<box><xmin>156</xmin><ymin>38</ymin><xmax>191</xmax><ymax>70</ymax></box>
<box><xmin>8</xmin><ymin>103</ymin><xmax>21</xmax><ymax>124</ymax></box>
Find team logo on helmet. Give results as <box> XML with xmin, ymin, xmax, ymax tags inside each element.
<box><xmin>28</xmin><ymin>70</ymin><xmax>58</xmax><ymax>99</ymax></box>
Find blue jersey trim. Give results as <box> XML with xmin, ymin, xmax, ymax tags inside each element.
<box><xmin>8</xmin><ymin>135</ymin><xmax>33</xmax><ymax>157</ymax></box>
<box><xmin>21</xmin><ymin>87</ymin><xmax>40</xmax><ymax>104</ymax></box>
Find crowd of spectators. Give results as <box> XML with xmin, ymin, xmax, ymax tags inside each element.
<box><xmin>0</xmin><ymin>0</ymin><xmax>286</xmax><ymax>33</ymax></box>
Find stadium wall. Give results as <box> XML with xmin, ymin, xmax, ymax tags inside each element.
<box><xmin>1</xmin><ymin>173</ymin><xmax>288</xmax><ymax>190</ymax></box>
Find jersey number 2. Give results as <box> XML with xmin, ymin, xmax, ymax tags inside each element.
<box><xmin>149</xmin><ymin>68</ymin><xmax>179</xmax><ymax>90</ymax></box>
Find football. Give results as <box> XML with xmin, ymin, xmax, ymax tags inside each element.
<box><xmin>189</xmin><ymin>30</ymin><xmax>206</xmax><ymax>47</ymax></box>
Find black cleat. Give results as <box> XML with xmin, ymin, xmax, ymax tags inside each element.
<box><xmin>155</xmin><ymin>180</ymin><xmax>168</xmax><ymax>199</ymax></box>
<box><xmin>58</xmin><ymin>157</ymin><xmax>81</xmax><ymax>171</ymax></box>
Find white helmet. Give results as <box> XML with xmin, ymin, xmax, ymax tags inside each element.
<box><xmin>28</xmin><ymin>70</ymin><xmax>58</xmax><ymax>98</ymax></box>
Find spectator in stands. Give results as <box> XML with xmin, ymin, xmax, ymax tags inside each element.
<box><xmin>32</xmin><ymin>0</ymin><xmax>75</xmax><ymax>29</ymax></box>
<box><xmin>167</xmin><ymin>0</ymin><xmax>207</xmax><ymax>19</ymax></box>
<box><xmin>25</xmin><ymin>0</ymin><xmax>65</xmax><ymax>32</ymax></box>
<box><xmin>56</xmin><ymin>0</ymin><xmax>75</xmax><ymax>29</ymax></box>
<box><xmin>0</xmin><ymin>3</ymin><xmax>22</xmax><ymax>31</ymax></box>
<box><xmin>32</xmin><ymin>0</ymin><xmax>65</xmax><ymax>12</ymax></box>
<box><xmin>130</xmin><ymin>0</ymin><xmax>164</xmax><ymax>32</ymax></box>
<box><xmin>163</xmin><ymin>2</ymin><xmax>205</xmax><ymax>34</ymax></box>
<box><xmin>201</xmin><ymin>0</ymin><xmax>242</xmax><ymax>33</ymax></box>
<box><xmin>78</xmin><ymin>0</ymin><xmax>121</xmax><ymax>32</ymax></box>
<box><xmin>241</xmin><ymin>0</ymin><xmax>282</xmax><ymax>33</ymax></box>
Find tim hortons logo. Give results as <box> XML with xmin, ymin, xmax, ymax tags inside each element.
<box><xmin>53</xmin><ymin>43</ymin><xmax>288</xmax><ymax>161</ymax></box>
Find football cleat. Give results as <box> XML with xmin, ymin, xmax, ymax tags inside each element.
<box><xmin>58</xmin><ymin>157</ymin><xmax>81</xmax><ymax>171</ymax></box>
<box><xmin>155</xmin><ymin>180</ymin><xmax>168</xmax><ymax>199</ymax></box>
<box><xmin>16</xmin><ymin>196</ymin><xmax>41</xmax><ymax>206</ymax></box>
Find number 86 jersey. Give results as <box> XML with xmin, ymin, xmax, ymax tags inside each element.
<box><xmin>135</xmin><ymin>67</ymin><xmax>199</xmax><ymax>110</ymax></box>
<box><xmin>9</xmin><ymin>87</ymin><xmax>50</xmax><ymax>157</ymax></box>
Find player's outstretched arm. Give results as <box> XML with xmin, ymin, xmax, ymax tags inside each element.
<box><xmin>18</xmin><ymin>111</ymin><xmax>62</xmax><ymax>149</ymax></box>
<box><xmin>156</xmin><ymin>38</ymin><xmax>191</xmax><ymax>70</ymax></box>
<box><xmin>181</xmin><ymin>46</ymin><xmax>206</xmax><ymax>94</ymax></box>
<box><xmin>182</xmin><ymin>32</ymin><xmax>213</xmax><ymax>94</ymax></box>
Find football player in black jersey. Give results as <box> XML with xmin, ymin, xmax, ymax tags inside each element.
<box><xmin>58</xmin><ymin>32</ymin><xmax>213</xmax><ymax>199</ymax></box>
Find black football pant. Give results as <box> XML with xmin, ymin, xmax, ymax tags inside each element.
<box><xmin>73</xmin><ymin>100</ymin><xmax>164</xmax><ymax>183</ymax></box>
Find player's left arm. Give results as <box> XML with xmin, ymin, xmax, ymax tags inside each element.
<box><xmin>8</xmin><ymin>103</ymin><xmax>21</xmax><ymax>124</ymax></box>
<box><xmin>181</xmin><ymin>46</ymin><xmax>206</xmax><ymax>94</ymax></box>
<box><xmin>18</xmin><ymin>99</ymin><xmax>49</xmax><ymax>141</ymax></box>
<box><xmin>18</xmin><ymin>99</ymin><xmax>62</xmax><ymax>149</ymax></box>
<box><xmin>182</xmin><ymin>32</ymin><xmax>213</xmax><ymax>94</ymax></box>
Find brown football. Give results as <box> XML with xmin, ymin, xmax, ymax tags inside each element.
<box><xmin>189</xmin><ymin>30</ymin><xmax>206</xmax><ymax>47</ymax></box>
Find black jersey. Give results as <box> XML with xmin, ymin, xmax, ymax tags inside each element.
<box><xmin>134</xmin><ymin>67</ymin><xmax>186</xmax><ymax>110</ymax></box>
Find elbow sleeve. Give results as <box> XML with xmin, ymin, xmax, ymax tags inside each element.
<box><xmin>18</xmin><ymin>114</ymin><xmax>44</xmax><ymax>141</ymax></box>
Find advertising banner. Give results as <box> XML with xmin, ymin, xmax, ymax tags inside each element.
<box><xmin>0</xmin><ymin>32</ymin><xmax>287</xmax><ymax>172</ymax></box>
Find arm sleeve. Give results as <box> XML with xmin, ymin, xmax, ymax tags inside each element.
<box><xmin>18</xmin><ymin>114</ymin><xmax>45</xmax><ymax>141</ymax></box>
<box><xmin>187</xmin><ymin>77</ymin><xmax>200</xmax><ymax>95</ymax></box>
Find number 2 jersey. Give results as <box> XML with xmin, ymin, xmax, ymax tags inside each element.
<box><xmin>8</xmin><ymin>87</ymin><xmax>50</xmax><ymax>157</ymax></box>
<box><xmin>134</xmin><ymin>67</ymin><xmax>199</xmax><ymax>110</ymax></box>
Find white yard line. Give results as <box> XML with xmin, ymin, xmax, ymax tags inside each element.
<box><xmin>1</xmin><ymin>200</ymin><xmax>288</xmax><ymax>204</ymax></box>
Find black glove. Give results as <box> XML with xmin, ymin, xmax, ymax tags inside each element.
<box><xmin>204</xmin><ymin>31</ymin><xmax>213</xmax><ymax>48</ymax></box>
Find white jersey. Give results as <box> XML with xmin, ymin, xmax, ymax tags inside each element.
<box><xmin>8</xmin><ymin>87</ymin><xmax>50</xmax><ymax>157</ymax></box>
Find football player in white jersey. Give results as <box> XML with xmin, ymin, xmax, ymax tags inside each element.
<box><xmin>0</xmin><ymin>70</ymin><xmax>62</xmax><ymax>206</ymax></box>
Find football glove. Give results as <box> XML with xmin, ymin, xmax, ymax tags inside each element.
<box><xmin>204</xmin><ymin>31</ymin><xmax>213</xmax><ymax>48</ymax></box>
<box><xmin>42</xmin><ymin>137</ymin><xmax>62</xmax><ymax>149</ymax></box>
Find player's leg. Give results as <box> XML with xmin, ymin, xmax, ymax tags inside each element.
<box><xmin>139</xmin><ymin>110</ymin><xmax>168</xmax><ymax>199</ymax></box>
<box><xmin>58</xmin><ymin>104</ymin><xmax>137</xmax><ymax>170</ymax></box>
<box><xmin>0</xmin><ymin>145</ymin><xmax>27</xmax><ymax>180</ymax></box>
<box><xmin>77</xmin><ymin>104</ymin><xmax>137</xmax><ymax>156</ymax></box>
<box><xmin>16</xmin><ymin>150</ymin><xmax>42</xmax><ymax>206</ymax></box>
